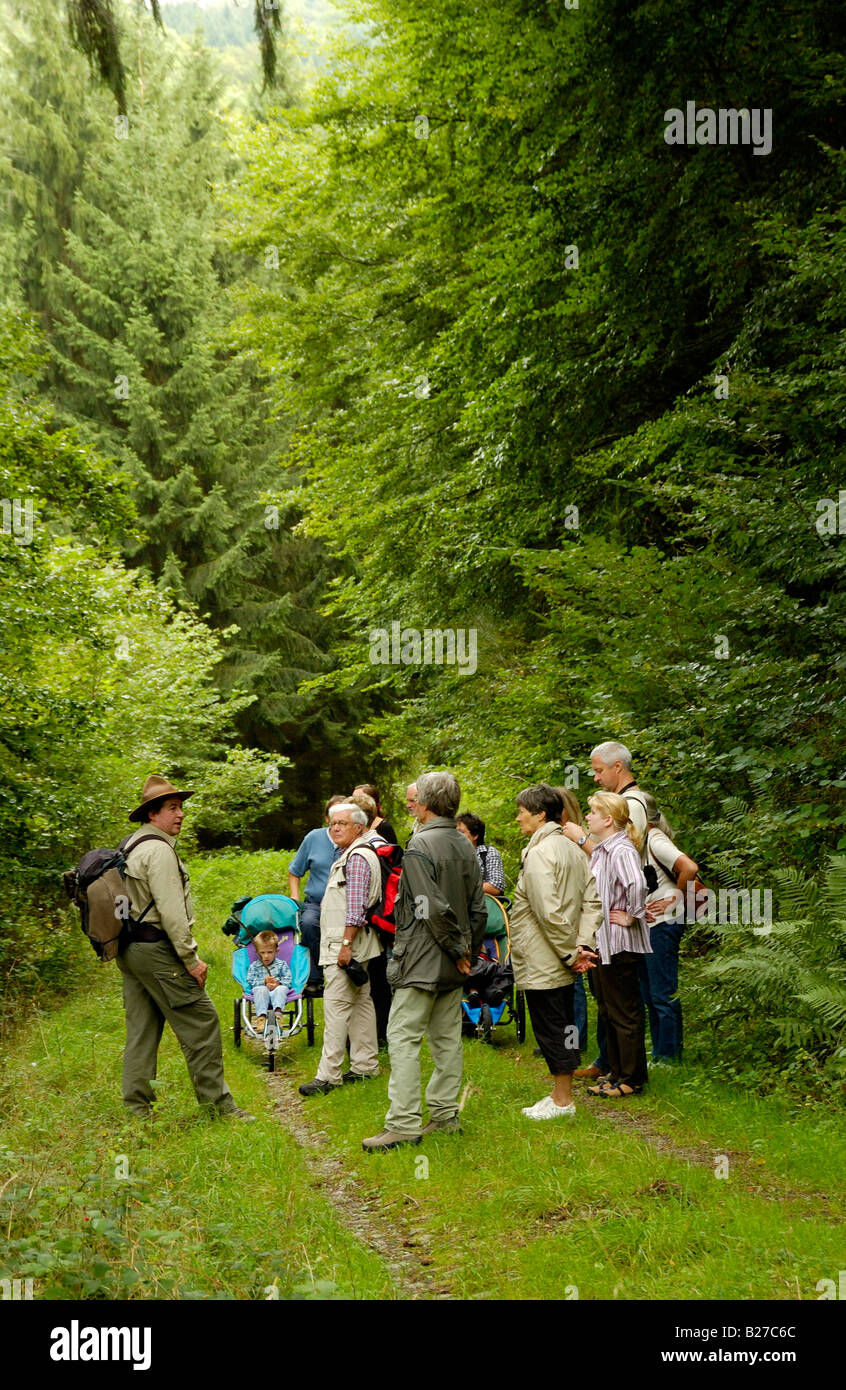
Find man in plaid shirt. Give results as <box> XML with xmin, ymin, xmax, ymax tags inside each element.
<box><xmin>299</xmin><ymin>804</ymin><xmax>383</xmax><ymax>1096</ymax></box>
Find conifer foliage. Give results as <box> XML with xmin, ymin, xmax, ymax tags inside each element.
<box><xmin>65</xmin><ymin>0</ymin><xmax>281</xmax><ymax>110</ymax></box>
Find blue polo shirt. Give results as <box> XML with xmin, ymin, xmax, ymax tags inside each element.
<box><xmin>289</xmin><ymin>827</ymin><xmax>339</xmax><ymax>904</ymax></box>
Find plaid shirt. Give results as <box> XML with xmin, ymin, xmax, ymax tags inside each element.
<box><xmin>246</xmin><ymin>957</ymin><xmax>292</xmax><ymax>991</ymax></box>
<box><xmin>343</xmin><ymin>851</ymin><xmax>372</xmax><ymax>927</ymax></box>
<box><xmin>589</xmin><ymin>830</ymin><xmax>651</xmax><ymax>965</ymax></box>
<box><xmin>477</xmin><ymin>843</ymin><xmax>506</xmax><ymax>895</ymax></box>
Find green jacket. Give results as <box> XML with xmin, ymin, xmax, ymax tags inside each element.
<box><xmin>387</xmin><ymin>816</ymin><xmax>487</xmax><ymax>994</ymax></box>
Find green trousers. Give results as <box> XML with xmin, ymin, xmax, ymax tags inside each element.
<box><xmin>116</xmin><ymin>941</ymin><xmax>234</xmax><ymax>1116</ymax></box>
<box><xmin>384</xmin><ymin>985</ymin><xmax>463</xmax><ymax>1135</ymax></box>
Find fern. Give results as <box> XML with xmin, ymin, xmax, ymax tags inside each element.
<box><xmin>696</xmin><ymin>856</ymin><xmax>846</xmax><ymax>1074</ymax></box>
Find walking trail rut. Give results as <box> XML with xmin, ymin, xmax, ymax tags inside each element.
<box><xmin>265</xmin><ymin>1062</ymin><xmax>842</xmax><ymax>1299</ymax></box>
<box><xmin>267</xmin><ymin>1069</ymin><xmax>453</xmax><ymax>1301</ymax></box>
<box><xmin>576</xmin><ymin>1086</ymin><xmax>844</xmax><ymax>1216</ymax></box>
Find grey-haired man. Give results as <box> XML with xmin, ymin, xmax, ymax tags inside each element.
<box><xmin>362</xmin><ymin>771</ymin><xmax>487</xmax><ymax>1151</ymax></box>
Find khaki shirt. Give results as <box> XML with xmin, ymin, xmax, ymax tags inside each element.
<box><xmin>318</xmin><ymin>837</ymin><xmax>382</xmax><ymax>967</ymax></box>
<box><xmin>123</xmin><ymin>827</ymin><xmax>199</xmax><ymax>971</ymax></box>
<box><xmin>510</xmin><ymin>822</ymin><xmax>602</xmax><ymax>990</ymax></box>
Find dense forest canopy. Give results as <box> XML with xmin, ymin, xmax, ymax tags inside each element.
<box><xmin>1</xmin><ymin>0</ymin><xmax>844</xmax><ymax>1082</ymax></box>
<box><xmin>228</xmin><ymin>0</ymin><xmax>846</xmax><ymax>882</ymax></box>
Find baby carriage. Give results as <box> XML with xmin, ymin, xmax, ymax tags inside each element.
<box><xmin>223</xmin><ymin>894</ymin><xmax>314</xmax><ymax>1070</ymax></box>
<box><xmin>461</xmin><ymin>892</ymin><xmax>526</xmax><ymax>1044</ymax></box>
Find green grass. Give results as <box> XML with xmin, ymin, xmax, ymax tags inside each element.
<box><xmin>275</xmin><ymin>1026</ymin><xmax>845</xmax><ymax>1301</ymax></box>
<box><xmin>1</xmin><ymin>848</ymin><xmax>844</xmax><ymax>1301</ymax></box>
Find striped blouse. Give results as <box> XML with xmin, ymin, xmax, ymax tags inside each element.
<box><xmin>589</xmin><ymin>830</ymin><xmax>651</xmax><ymax>965</ymax></box>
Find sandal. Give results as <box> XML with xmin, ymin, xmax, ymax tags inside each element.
<box><xmin>598</xmin><ymin>1082</ymin><xmax>643</xmax><ymax>1098</ymax></box>
<box><xmin>586</xmin><ymin>1076</ymin><xmax>613</xmax><ymax>1096</ymax></box>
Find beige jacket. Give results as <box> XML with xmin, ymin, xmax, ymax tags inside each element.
<box><xmin>509</xmin><ymin>821</ymin><xmax>601</xmax><ymax>990</ymax></box>
<box><xmin>123</xmin><ymin>826</ymin><xmax>199</xmax><ymax>971</ymax></box>
<box><xmin>318</xmin><ymin>837</ymin><xmax>383</xmax><ymax>967</ymax></box>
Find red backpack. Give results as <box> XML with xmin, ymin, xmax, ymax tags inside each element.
<box><xmin>363</xmin><ymin>840</ymin><xmax>404</xmax><ymax>937</ymax></box>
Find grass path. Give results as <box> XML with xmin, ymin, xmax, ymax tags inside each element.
<box><xmin>1</xmin><ymin>849</ymin><xmax>844</xmax><ymax>1301</ymax></box>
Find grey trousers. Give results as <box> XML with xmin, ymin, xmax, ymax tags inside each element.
<box><xmin>116</xmin><ymin>941</ymin><xmax>234</xmax><ymax>1116</ymax></box>
<box><xmin>384</xmin><ymin>985</ymin><xmax>463</xmax><ymax>1135</ymax></box>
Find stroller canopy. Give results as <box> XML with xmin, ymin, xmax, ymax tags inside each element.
<box><xmin>240</xmin><ymin>893</ymin><xmax>300</xmax><ymax>938</ymax></box>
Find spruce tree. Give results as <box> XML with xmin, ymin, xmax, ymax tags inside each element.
<box><xmin>1</xmin><ymin>0</ymin><xmax>374</xmax><ymax>835</ymax></box>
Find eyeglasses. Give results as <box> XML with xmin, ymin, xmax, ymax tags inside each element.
<box><xmin>330</xmin><ymin>819</ymin><xmax>353</xmax><ymax>828</ymax></box>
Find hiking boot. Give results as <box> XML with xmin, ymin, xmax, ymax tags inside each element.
<box><xmin>361</xmin><ymin>1129</ymin><xmax>422</xmax><ymax>1152</ymax></box>
<box><xmin>255</xmin><ymin>1015</ymin><xmax>266</xmax><ymax>1033</ymax></box>
<box><xmin>298</xmin><ymin>1078</ymin><xmax>340</xmax><ymax>1097</ymax></box>
<box><xmin>303</xmin><ymin>982</ymin><xmax>324</xmax><ymax>998</ymax></box>
<box><xmin>221</xmin><ymin>1105</ymin><xmax>256</xmax><ymax>1122</ymax></box>
<box><xmin>342</xmin><ymin>1070</ymin><xmax>377</xmax><ymax>1084</ymax></box>
<box><xmin>421</xmin><ymin>1116</ymin><xmax>461</xmax><ymax>1135</ymax></box>
<box><xmin>573</xmin><ymin>1064</ymin><xmax>605</xmax><ymax>1080</ymax></box>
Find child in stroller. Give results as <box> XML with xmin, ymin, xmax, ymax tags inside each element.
<box><xmin>225</xmin><ymin>894</ymin><xmax>315</xmax><ymax>1066</ymax></box>
<box><xmin>247</xmin><ymin>930</ymin><xmax>293</xmax><ymax>1033</ymax></box>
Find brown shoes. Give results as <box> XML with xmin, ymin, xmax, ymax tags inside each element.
<box><xmin>573</xmin><ymin>1064</ymin><xmax>604</xmax><ymax>1080</ymax></box>
<box><xmin>362</xmin><ymin>1130</ymin><xmax>422</xmax><ymax>1151</ymax></box>
<box><xmin>421</xmin><ymin>1116</ymin><xmax>461</xmax><ymax>1135</ymax></box>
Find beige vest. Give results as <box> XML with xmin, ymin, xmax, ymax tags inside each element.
<box><xmin>318</xmin><ymin>837</ymin><xmax>383</xmax><ymax>966</ymax></box>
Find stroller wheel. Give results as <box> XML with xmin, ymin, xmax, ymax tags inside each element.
<box><xmin>306</xmin><ymin>996</ymin><xmax>315</xmax><ymax>1047</ymax></box>
<box><xmin>515</xmin><ymin>990</ymin><xmax>526</xmax><ymax>1045</ymax></box>
<box><xmin>479</xmin><ymin>1003</ymin><xmax>493</xmax><ymax>1044</ymax></box>
<box><xmin>233</xmin><ymin>999</ymin><xmax>242</xmax><ymax>1048</ymax></box>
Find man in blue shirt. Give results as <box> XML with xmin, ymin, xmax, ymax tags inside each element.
<box><xmin>288</xmin><ymin>795</ymin><xmax>345</xmax><ymax>991</ymax></box>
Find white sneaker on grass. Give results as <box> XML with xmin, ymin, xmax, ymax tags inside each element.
<box><xmin>521</xmin><ymin>1095</ymin><xmax>576</xmax><ymax>1120</ymax></box>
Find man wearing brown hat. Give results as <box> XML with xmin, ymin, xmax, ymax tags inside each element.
<box><xmin>117</xmin><ymin>776</ymin><xmax>253</xmax><ymax>1121</ymax></box>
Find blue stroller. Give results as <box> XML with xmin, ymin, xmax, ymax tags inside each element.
<box><xmin>461</xmin><ymin>893</ymin><xmax>526</xmax><ymax>1044</ymax></box>
<box><xmin>225</xmin><ymin>894</ymin><xmax>314</xmax><ymax>1071</ymax></box>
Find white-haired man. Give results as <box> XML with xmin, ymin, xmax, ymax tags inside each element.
<box><xmin>299</xmin><ymin>803</ymin><xmax>383</xmax><ymax>1096</ymax></box>
<box><xmin>561</xmin><ymin>741</ymin><xmax>648</xmax><ymax>856</ymax></box>
<box><xmin>362</xmin><ymin>771</ymin><xmax>487</xmax><ymax>1151</ymax></box>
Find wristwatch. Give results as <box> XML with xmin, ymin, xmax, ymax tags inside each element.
<box><xmin>577</xmin><ymin>835</ymin><xmax>587</xmax><ymax>847</ymax></box>
<box><xmin>342</xmin><ymin>937</ymin><xmax>352</xmax><ymax>946</ymax></box>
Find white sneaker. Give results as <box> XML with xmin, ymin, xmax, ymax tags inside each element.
<box><xmin>521</xmin><ymin>1095</ymin><xmax>576</xmax><ymax>1120</ymax></box>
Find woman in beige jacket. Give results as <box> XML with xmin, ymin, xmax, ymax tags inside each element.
<box><xmin>510</xmin><ymin>784</ymin><xmax>602</xmax><ymax>1120</ymax></box>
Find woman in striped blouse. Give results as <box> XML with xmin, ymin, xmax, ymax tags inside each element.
<box><xmin>584</xmin><ymin>791</ymin><xmax>651</xmax><ymax>1098</ymax></box>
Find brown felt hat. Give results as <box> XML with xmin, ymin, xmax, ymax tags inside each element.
<box><xmin>128</xmin><ymin>775</ymin><xmax>194</xmax><ymax>823</ymax></box>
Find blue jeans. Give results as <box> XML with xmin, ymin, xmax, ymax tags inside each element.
<box><xmin>587</xmin><ymin>972</ymin><xmax>609</xmax><ymax>1072</ymax></box>
<box><xmin>637</xmin><ymin>922</ymin><xmax>684</xmax><ymax>1060</ymax></box>
<box><xmin>573</xmin><ymin>973</ymin><xmax>588</xmax><ymax>1054</ymax></box>
<box><xmin>299</xmin><ymin>898</ymin><xmax>323</xmax><ymax>987</ymax></box>
<box><xmin>252</xmin><ymin>984</ymin><xmax>287</xmax><ymax>1016</ymax></box>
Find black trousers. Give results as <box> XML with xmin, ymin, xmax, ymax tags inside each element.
<box><xmin>367</xmin><ymin>950</ymin><xmax>391</xmax><ymax>1044</ymax></box>
<box><xmin>525</xmin><ymin>984</ymin><xmax>580</xmax><ymax>1075</ymax></box>
<box><xmin>590</xmin><ymin>951</ymin><xmax>648</xmax><ymax>1088</ymax></box>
